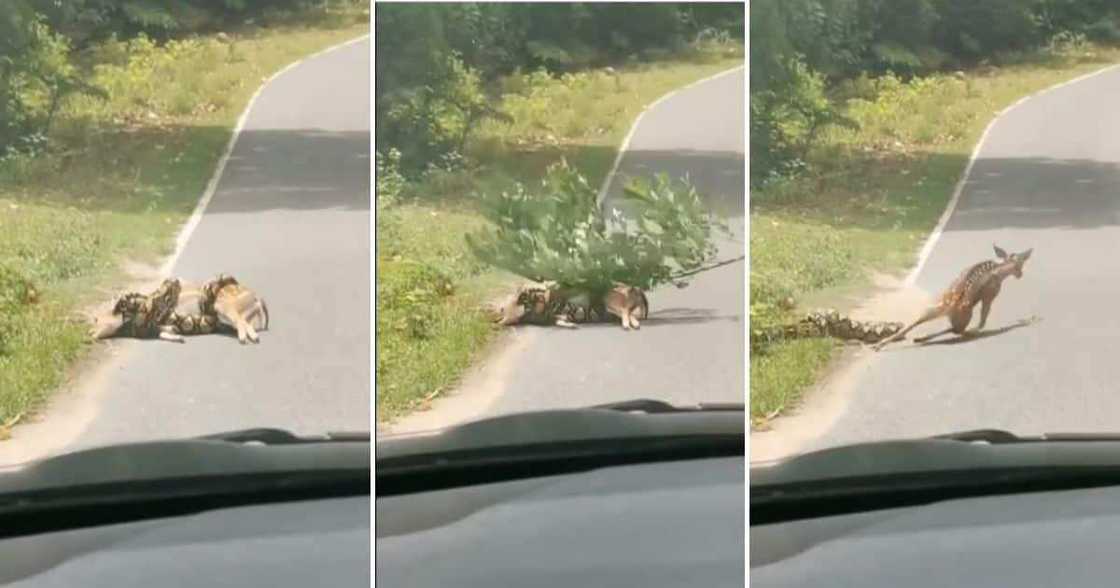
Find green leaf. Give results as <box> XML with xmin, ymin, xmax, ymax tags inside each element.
<box><xmin>465</xmin><ymin>160</ymin><xmax>719</xmax><ymax>291</ymax></box>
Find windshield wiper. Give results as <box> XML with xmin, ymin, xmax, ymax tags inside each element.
<box><xmin>591</xmin><ymin>399</ymin><xmax>744</xmax><ymax>413</ymax></box>
<box><xmin>198</xmin><ymin>428</ymin><xmax>370</xmax><ymax>445</ymax></box>
<box><xmin>935</xmin><ymin>429</ymin><xmax>1120</xmax><ymax>443</ymax></box>
<box><xmin>932</xmin><ymin>429</ymin><xmax>1023</xmax><ymax>443</ymax></box>
<box><xmin>379</xmin><ymin>433</ymin><xmax>741</xmax><ymax>497</ymax></box>
<box><xmin>753</xmin><ymin>430</ymin><xmax>1120</xmax><ymax>525</ymax></box>
<box><xmin>378</xmin><ymin>404</ymin><xmax>743</xmax><ymax>496</ymax></box>
<box><xmin>0</xmin><ymin>433</ymin><xmax>370</xmax><ymax>539</ymax></box>
<box><xmin>753</xmin><ymin>464</ymin><xmax>1120</xmax><ymax>525</ymax></box>
<box><xmin>1</xmin><ymin>433</ymin><xmax>369</xmax><ymax>500</ymax></box>
<box><xmin>0</xmin><ymin>468</ymin><xmax>368</xmax><ymax>539</ymax></box>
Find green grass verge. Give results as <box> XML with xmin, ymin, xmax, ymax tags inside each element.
<box><xmin>750</xmin><ymin>44</ymin><xmax>1120</xmax><ymax>424</ymax></box>
<box><xmin>376</xmin><ymin>48</ymin><xmax>744</xmax><ymax>422</ymax></box>
<box><xmin>0</xmin><ymin>8</ymin><xmax>369</xmax><ymax>428</ymax></box>
<box><xmin>750</xmin><ymin>338</ymin><xmax>835</xmax><ymax>428</ymax></box>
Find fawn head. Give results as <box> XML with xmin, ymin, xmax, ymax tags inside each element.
<box><xmin>88</xmin><ymin>298</ymin><xmax>128</xmax><ymax>340</ymax></box>
<box><xmin>994</xmin><ymin>244</ymin><xmax>1032</xmax><ymax>279</ymax></box>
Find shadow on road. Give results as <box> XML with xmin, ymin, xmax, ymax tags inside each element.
<box><xmin>609</xmin><ymin>148</ymin><xmax>745</xmax><ymax>219</ymax></box>
<box><xmin>644</xmin><ymin>307</ymin><xmax>740</xmax><ymax>326</ymax></box>
<box><xmin>510</xmin><ymin>309</ymin><xmax>738</xmax><ymax>331</ymax></box>
<box><xmin>12</xmin><ymin>126</ymin><xmax>370</xmax><ymax>222</ymax></box>
<box><xmin>209</xmin><ymin>128</ymin><xmax>370</xmax><ymax>214</ymax></box>
<box><xmin>912</xmin><ymin>316</ymin><xmax>1042</xmax><ymax>347</ymax></box>
<box><xmin>36</xmin><ymin>126</ymin><xmax>370</xmax><ymax>217</ymax></box>
<box><xmin>751</xmin><ymin>153</ymin><xmax>1120</xmax><ymax>234</ymax></box>
<box><xmin>942</xmin><ymin>156</ymin><xmax>1120</xmax><ymax>233</ymax></box>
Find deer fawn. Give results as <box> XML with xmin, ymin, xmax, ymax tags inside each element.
<box><xmin>873</xmin><ymin>244</ymin><xmax>1033</xmax><ymax>351</ymax></box>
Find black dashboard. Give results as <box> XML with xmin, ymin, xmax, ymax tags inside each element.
<box><xmin>378</xmin><ymin>455</ymin><xmax>744</xmax><ymax>588</ymax></box>
<box><xmin>2</xmin><ymin>495</ymin><xmax>370</xmax><ymax>587</ymax></box>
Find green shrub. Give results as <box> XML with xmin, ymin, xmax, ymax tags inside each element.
<box><xmin>1084</xmin><ymin>18</ymin><xmax>1120</xmax><ymax>43</ymax></box>
<box><xmin>380</xmin><ymin>52</ymin><xmax>500</xmax><ymax>173</ymax></box>
<box><xmin>1032</xmin><ymin>0</ymin><xmax>1120</xmax><ymax>40</ymax></box>
<box><xmin>375</xmin><ymin>148</ymin><xmax>407</xmax><ymax>208</ymax></box>
<box><xmin>1</xmin><ymin>208</ymin><xmax>106</xmax><ymax>284</ymax></box>
<box><xmin>750</xmin><ymin>57</ymin><xmax>851</xmax><ymax>187</ymax></box>
<box><xmin>375</xmin><ymin>148</ymin><xmax>406</xmax><ymax>250</ymax></box>
<box><xmin>930</xmin><ymin>0</ymin><xmax>1041</xmax><ymax>60</ymax></box>
<box><xmin>0</xmin><ymin>265</ymin><xmax>37</xmax><ymax>312</ymax></box>
<box><xmin>25</xmin><ymin>0</ymin><xmax>364</xmax><ymax>47</ymax></box>
<box><xmin>467</xmin><ymin>159</ymin><xmax>727</xmax><ymax>294</ymax></box>
<box><xmin>0</xmin><ymin>16</ymin><xmax>102</xmax><ymax>158</ymax></box>
<box><xmin>374</xmin><ymin>3</ymin><xmax>742</xmax><ymax>173</ymax></box>
<box><xmin>376</xmin><ymin>259</ymin><xmax>454</xmax><ymax>341</ymax></box>
<box><xmin>837</xmin><ymin>72</ymin><xmax>971</xmax><ymax>147</ymax></box>
<box><xmin>749</xmin><ymin>220</ymin><xmax>854</xmax><ymax>308</ymax></box>
<box><xmin>81</xmin><ymin>34</ymin><xmax>231</xmax><ymax>121</ymax></box>
<box><xmin>1043</xmin><ymin>30</ymin><xmax>1091</xmax><ymax>58</ymax></box>
<box><xmin>495</xmin><ymin>68</ymin><xmax>622</xmax><ymax>145</ymax></box>
<box><xmin>0</xmin><ymin>265</ymin><xmax>38</xmax><ymax>358</ymax></box>
<box><xmin>748</xmin><ymin>0</ymin><xmax>1120</xmax><ymax>186</ymax></box>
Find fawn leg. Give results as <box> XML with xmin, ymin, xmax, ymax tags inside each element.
<box><xmin>244</xmin><ymin>320</ymin><xmax>260</xmax><ymax>344</ymax></box>
<box><xmin>232</xmin><ymin>309</ymin><xmax>260</xmax><ymax>343</ymax></box>
<box><xmin>954</xmin><ymin>304</ymin><xmax>972</xmax><ymax>331</ymax></box>
<box><xmin>236</xmin><ymin>321</ymin><xmax>249</xmax><ymax>344</ymax></box>
<box><xmin>914</xmin><ymin>307</ymin><xmax>970</xmax><ymax>343</ymax></box>
<box><xmin>227</xmin><ymin>313</ymin><xmax>258</xmax><ymax>344</ymax></box>
<box><xmin>874</xmin><ymin>305</ymin><xmax>945</xmax><ymax>350</ymax></box>
<box><xmin>554</xmin><ymin>316</ymin><xmax>578</xmax><ymax>328</ymax></box>
<box><xmin>950</xmin><ymin>306</ymin><xmax>976</xmax><ymax>338</ymax></box>
<box><xmin>976</xmin><ymin>297</ymin><xmax>992</xmax><ymax>332</ymax></box>
<box><xmin>158</xmin><ymin>326</ymin><xmax>185</xmax><ymax>343</ymax></box>
<box><xmin>914</xmin><ymin>327</ymin><xmax>954</xmax><ymax>343</ymax></box>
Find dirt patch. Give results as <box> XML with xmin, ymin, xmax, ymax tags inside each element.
<box><xmin>848</xmin><ymin>271</ymin><xmax>933</xmax><ymax>323</ymax></box>
<box><xmin>749</xmin><ymin>272</ymin><xmax>932</xmax><ymax>463</ymax></box>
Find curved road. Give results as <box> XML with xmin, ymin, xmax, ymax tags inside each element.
<box><xmin>490</xmin><ymin>67</ymin><xmax>745</xmax><ymax>414</ymax></box>
<box><xmin>812</xmin><ymin>65</ymin><xmax>1120</xmax><ymax>450</ymax></box>
<box><xmin>457</xmin><ymin>68</ymin><xmax>745</xmax><ymax>420</ymax></box>
<box><xmin>73</xmin><ymin>38</ymin><xmax>371</xmax><ymax>449</ymax></box>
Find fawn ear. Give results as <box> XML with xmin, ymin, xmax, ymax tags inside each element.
<box><xmin>993</xmin><ymin>244</ymin><xmax>1008</xmax><ymax>259</ymax></box>
<box><xmin>1020</xmin><ymin>248</ymin><xmax>1033</xmax><ymax>260</ymax></box>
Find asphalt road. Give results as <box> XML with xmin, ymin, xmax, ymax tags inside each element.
<box><xmin>486</xmin><ymin>67</ymin><xmax>746</xmax><ymax>415</ymax></box>
<box><xmin>812</xmin><ymin>65</ymin><xmax>1120</xmax><ymax>450</ymax></box>
<box><xmin>73</xmin><ymin>38</ymin><xmax>370</xmax><ymax>449</ymax></box>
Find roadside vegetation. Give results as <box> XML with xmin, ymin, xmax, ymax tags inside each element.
<box><xmin>375</xmin><ymin>3</ymin><xmax>743</xmax><ymax>421</ymax></box>
<box><xmin>749</xmin><ymin>0</ymin><xmax>1120</xmax><ymax>427</ymax></box>
<box><xmin>0</xmin><ymin>0</ymin><xmax>368</xmax><ymax>436</ymax></box>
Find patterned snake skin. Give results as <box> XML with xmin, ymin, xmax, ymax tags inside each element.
<box><xmin>512</xmin><ymin>285</ymin><xmax>614</xmax><ymax>325</ymax></box>
<box><xmin>751</xmin><ymin>309</ymin><xmax>903</xmax><ymax>350</ymax></box>
<box><xmin>505</xmin><ymin>283</ymin><xmax>648</xmax><ymax>326</ymax></box>
<box><xmin>111</xmin><ymin>274</ymin><xmax>241</xmax><ymax>338</ymax></box>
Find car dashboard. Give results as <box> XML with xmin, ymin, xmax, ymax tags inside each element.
<box><xmin>1</xmin><ymin>495</ymin><xmax>370</xmax><ymax>587</ymax></box>
<box><xmin>377</xmin><ymin>455</ymin><xmax>744</xmax><ymax>588</ymax></box>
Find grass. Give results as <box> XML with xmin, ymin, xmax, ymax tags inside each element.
<box><xmin>375</xmin><ymin>205</ymin><xmax>501</xmax><ymax>417</ymax></box>
<box><xmin>749</xmin><ymin>42</ymin><xmax>1120</xmax><ymax>424</ymax></box>
<box><xmin>0</xmin><ymin>6</ymin><xmax>369</xmax><ymax>429</ymax></box>
<box><xmin>376</xmin><ymin>46</ymin><xmax>744</xmax><ymax>422</ymax></box>
<box><xmin>750</xmin><ymin>339</ymin><xmax>834</xmax><ymax>429</ymax></box>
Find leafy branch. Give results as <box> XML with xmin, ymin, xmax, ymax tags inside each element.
<box><xmin>466</xmin><ymin>160</ymin><xmax>729</xmax><ymax>295</ymax></box>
